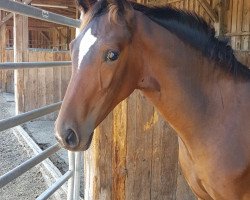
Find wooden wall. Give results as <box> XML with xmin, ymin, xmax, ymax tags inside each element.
<box><xmin>146</xmin><ymin>0</ymin><xmax>216</xmax><ymax>24</ymax></box>
<box><xmin>22</xmin><ymin>50</ymin><xmax>71</xmax><ymax>119</ymax></box>
<box><xmin>6</xmin><ymin>26</ymin><xmax>76</xmax><ymax>50</ymax></box>
<box><xmin>225</xmin><ymin>0</ymin><xmax>250</xmax><ymax>50</ymax></box>
<box><xmin>0</xmin><ymin>51</ymin><xmax>14</xmax><ymax>93</ymax></box>
<box><xmin>0</xmin><ymin>17</ymin><xmax>14</xmax><ymax>93</ymax></box>
<box><xmin>236</xmin><ymin>51</ymin><xmax>250</xmax><ymax>66</ymax></box>
<box><xmin>0</xmin><ymin>50</ymin><xmax>71</xmax><ymax>119</ymax></box>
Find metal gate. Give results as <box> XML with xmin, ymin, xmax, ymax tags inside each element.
<box><xmin>0</xmin><ymin>0</ymin><xmax>82</xmax><ymax>199</ymax></box>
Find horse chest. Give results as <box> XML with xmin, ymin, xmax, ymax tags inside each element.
<box><xmin>178</xmin><ymin>138</ymin><xmax>250</xmax><ymax>200</ymax></box>
<box><xmin>178</xmin><ymin>139</ymin><xmax>213</xmax><ymax>199</ymax></box>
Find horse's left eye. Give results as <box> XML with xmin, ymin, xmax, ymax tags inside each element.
<box><xmin>105</xmin><ymin>51</ymin><xmax>119</xmax><ymax>62</ymax></box>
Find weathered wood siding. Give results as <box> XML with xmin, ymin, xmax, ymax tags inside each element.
<box><xmin>0</xmin><ymin>50</ymin><xmax>71</xmax><ymax>119</ymax></box>
<box><xmin>0</xmin><ymin>50</ymin><xmax>14</xmax><ymax>93</ymax></box>
<box><xmin>0</xmin><ymin>20</ymin><xmax>14</xmax><ymax>93</ymax></box>
<box><xmin>226</xmin><ymin>0</ymin><xmax>250</xmax><ymax>50</ymax></box>
<box><xmin>236</xmin><ymin>51</ymin><xmax>250</xmax><ymax>67</ymax></box>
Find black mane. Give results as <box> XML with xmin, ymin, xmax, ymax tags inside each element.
<box><xmin>89</xmin><ymin>1</ymin><xmax>250</xmax><ymax>79</ymax></box>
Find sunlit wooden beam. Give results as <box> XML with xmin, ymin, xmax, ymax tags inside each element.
<box><xmin>31</xmin><ymin>3</ymin><xmax>68</xmax><ymax>9</ymax></box>
<box><xmin>197</xmin><ymin>0</ymin><xmax>218</xmax><ymax>22</ymax></box>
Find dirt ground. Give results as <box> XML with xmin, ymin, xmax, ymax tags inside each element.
<box><xmin>0</xmin><ymin>93</ymin><xmax>54</xmax><ymax>200</ymax></box>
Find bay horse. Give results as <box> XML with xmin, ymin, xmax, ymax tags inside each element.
<box><xmin>55</xmin><ymin>0</ymin><xmax>250</xmax><ymax>199</ymax></box>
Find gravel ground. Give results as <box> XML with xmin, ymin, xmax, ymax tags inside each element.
<box><xmin>0</xmin><ymin>93</ymin><xmax>53</xmax><ymax>200</ymax></box>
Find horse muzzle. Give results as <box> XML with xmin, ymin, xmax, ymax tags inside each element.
<box><xmin>55</xmin><ymin>119</ymin><xmax>95</xmax><ymax>151</ymax></box>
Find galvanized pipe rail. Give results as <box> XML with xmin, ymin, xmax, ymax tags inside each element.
<box><xmin>0</xmin><ymin>101</ymin><xmax>80</xmax><ymax>199</ymax></box>
<box><xmin>0</xmin><ymin>0</ymin><xmax>81</xmax><ymax>28</ymax></box>
<box><xmin>0</xmin><ymin>102</ymin><xmax>62</xmax><ymax>132</ymax></box>
<box><xmin>0</xmin><ymin>61</ymin><xmax>71</xmax><ymax>70</ymax></box>
<box><xmin>36</xmin><ymin>170</ymin><xmax>73</xmax><ymax>200</ymax></box>
<box><xmin>0</xmin><ymin>143</ymin><xmax>61</xmax><ymax>188</ymax></box>
<box><xmin>0</xmin><ymin>1</ymin><xmax>82</xmax><ymax>199</ymax></box>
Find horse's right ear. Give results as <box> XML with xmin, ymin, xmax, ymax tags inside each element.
<box><xmin>75</xmin><ymin>0</ymin><xmax>97</xmax><ymax>13</ymax></box>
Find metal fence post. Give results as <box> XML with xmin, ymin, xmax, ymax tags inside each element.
<box><xmin>67</xmin><ymin>151</ymin><xmax>75</xmax><ymax>200</ymax></box>
<box><xmin>73</xmin><ymin>152</ymin><xmax>82</xmax><ymax>200</ymax></box>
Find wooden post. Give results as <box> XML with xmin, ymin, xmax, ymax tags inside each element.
<box><xmin>214</xmin><ymin>0</ymin><xmax>225</xmax><ymax>37</ymax></box>
<box><xmin>0</xmin><ymin>11</ymin><xmax>6</xmax><ymax>91</ymax></box>
<box><xmin>242</xmin><ymin>0</ymin><xmax>250</xmax><ymax>51</ymax></box>
<box><xmin>14</xmin><ymin>0</ymin><xmax>28</xmax><ymax>114</ymax></box>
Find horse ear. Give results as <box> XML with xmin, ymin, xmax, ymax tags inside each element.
<box><xmin>109</xmin><ymin>0</ymin><xmax>130</xmax><ymax>11</ymax></box>
<box><xmin>108</xmin><ymin>0</ymin><xmax>134</xmax><ymax>22</ymax></box>
<box><xmin>75</xmin><ymin>0</ymin><xmax>97</xmax><ymax>13</ymax></box>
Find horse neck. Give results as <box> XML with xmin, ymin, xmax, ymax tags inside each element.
<box><xmin>134</xmin><ymin>13</ymin><xmax>250</xmax><ymax>149</ymax></box>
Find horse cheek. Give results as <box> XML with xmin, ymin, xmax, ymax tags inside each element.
<box><xmin>99</xmin><ymin>66</ymin><xmax>114</xmax><ymax>90</ymax></box>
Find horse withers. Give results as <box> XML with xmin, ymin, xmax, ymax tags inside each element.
<box><xmin>55</xmin><ymin>0</ymin><xmax>250</xmax><ymax>199</ymax></box>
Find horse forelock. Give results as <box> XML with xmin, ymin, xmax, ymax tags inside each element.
<box><xmin>79</xmin><ymin>0</ymin><xmax>132</xmax><ymax>30</ymax></box>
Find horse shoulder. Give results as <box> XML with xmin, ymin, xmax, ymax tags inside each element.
<box><xmin>178</xmin><ymin>138</ymin><xmax>213</xmax><ymax>200</ymax></box>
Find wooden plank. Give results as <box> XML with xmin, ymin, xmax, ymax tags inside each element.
<box><xmin>97</xmin><ymin>112</ymin><xmax>113</xmax><ymax>200</ymax></box>
<box><xmin>36</xmin><ymin>51</ymin><xmax>46</xmax><ymax>110</ymax></box>
<box><xmin>52</xmin><ymin>52</ymin><xmax>62</xmax><ymax>117</ymax></box>
<box><xmin>84</xmin><ymin>130</ymin><xmax>99</xmax><ymax>200</ymax></box>
<box><xmin>125</xmin><ymin>91</ymin><xmax>137</xmax><ymax>200</ymax></box>
<box><xmin>125</xmin><ymin>91</ymin><xmax>153</xmax><ymax>200</ymax></box>
<box><xmin>184</xmin><ymin>0</ymin><xmax>189</xmax><ymax>9</ymax></box>
<box><xmin>0</xmin><ymin>21</ymin><xmax>7</xmax><ymax>92</ymax></box>
<box><xmin>151</xmin><ymin>112</ymin><xmax>179</xmax><ymax>199</ymax></box>
<box><xmin>197</xmin><ymin>0</ymin><xmax>218</xmax><ymax>22</ymax></box>
<box><xmin>53</xmin><ymin>52</ymin><xmax>62</xmax><ymax>102</ymax></box>
<box><xmin>52</xmin><ymin>28</ymin><xmax>59</xmax><ymax>50</ymax></box>
<box><xmin>242</xmin><ymin>0</ymin><xmax>250</xmax><ymax>50</ymax></box>
<box><xmin>226</xmin><ymin>32</ymin><xmax>250</xmax><ymax>36</ymax></box>
<box><xmin>242</xmin><ymin>0</ymin><xmax>250</xmax><ymax>32</ymax></box>
<box><xmin>61</xmin><ymin>52</ymin><xmax>71</xmax><ymax>98</ymax></box>
<box><xmin>112</xmin><ymin>100</ymin><xmax>127</xmax><ymax>200</ymax></box>
<box><xmin>0</xmin><ymin>11</ymin><xmax>2</xmax><ymax>91</ymax></box>
<box><xmin>236</xmin><ymin>51</ymin><xmax>250</xmax><ymax>67</ymax></box>
<box><xmin>41</xmin><ymin>31</ymin><xmax>50</xmax><ymax>42</ymax></box>
<box><xmin>199</xmin><ymin>5</ymin><xmax>206</xmax><ymax>21</ymax></box>
<box><xmin>225</xmin><ymin>0</ymin><xmax>232</xmax><ymax>34</ymax></box>
<box><xmin>214</xmin><ymin>0</ymin><xmax>226</xmax><ymax>36</ymax></box>
<box><xmin>14</xmin><ymin>4</ymin><xmax>28</xmax><ymax>114</ymax></box>
<box><xmin>236</xmin><ymin>0</ymin><xmax>244</xmax><ymax>50</ymax></box>
<box><xmin>195</xmin><ymin>0</ymin><xmax>200</xmax><ymax>14</ymax></box>
<box><xmin>180</xmin><ymin>0</ymin><xmax>184</xmax><ymax>9</ymax></box>
<box><xmin>83</xmin><ymin>112</ymin><xmax>113</xmax><ymax>200</ymax></box>
<box><xmin>45</xmin><ymin>52</ymin><xmax>54</xmax><ymax>119</ymax></box>
<box><xmin>167</xmin><ymin>0</ymin><xmax>184</xmax><ymax>4</ymax></box>
<box><xmin>3</xmin><ymin>51</ymin><xmax>14</xmax><ymax>93</ymax></box>
<box><xmin>26</xmin><ymin>51</ymin><xmax>38</xmax><ymax>112</ymax></box>
<box><xmin>230</xmin><ymin>0</ymin><xmax>238</xmax><ymax>49</ymax></box>
<box><xmin>189</xmin><ymin>0</ymin><xmax>194</xmax><ymax>11</ymax></box>
<box><xmin>34</xmin><ymin>30</ymin><xmax>38</xmax><ymax>48</ymax></box>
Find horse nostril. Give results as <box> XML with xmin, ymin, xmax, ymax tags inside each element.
<box><xmin>65</xmin><ymin>129</ymin><xmax>78</xmax><ymax>148</ymax></box>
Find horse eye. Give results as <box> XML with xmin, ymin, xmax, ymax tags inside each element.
<box><xmin>105</xmin><ymin>51</ymin><xmax>119</xmax><ymax>62</ymax></box>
